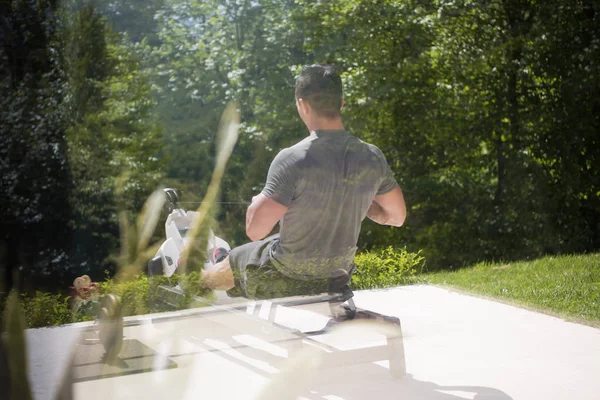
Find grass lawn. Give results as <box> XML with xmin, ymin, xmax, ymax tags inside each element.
<box><xmin>425</xmin><ymin>253</ymin><xmax>600</xmax><ymax>327</ymax></box>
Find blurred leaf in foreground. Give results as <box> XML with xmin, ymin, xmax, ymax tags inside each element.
<box><xmin>179</xmin><ymin>102</ymin><xmax>240</xmax><ymax>275</ymax></box>
<box><xmin>114</xmin><ymin>184</ymin><xmax>166</xmax><ymax>283</ymax></box>
<box><xmin>3</xmin><ymin>291</ymin><xmax>33</xmax><ymax>400</ymax></box>
<box><xmin>256</xmin><ymin>346</ymin><xmax>322</xmax><ymax>400</ymax></box>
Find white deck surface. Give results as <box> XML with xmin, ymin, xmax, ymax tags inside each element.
<box><xmin>26</xmin><ymin>285</ymin><xmax>600</xmax><ymax>400</ymax></box>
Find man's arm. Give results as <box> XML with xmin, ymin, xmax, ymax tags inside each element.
<box><xmin>246</xmin><ymin>194</ymin><xmax>288</xmax><ymax>241</ymax></box>
<box><xmin>367</xmin><ymin>186</ymin><xmax>406</xmax><ymax>227</ymax></box>
<box><xmin>246</xmin><ymin>147</ymin><xmax>297</xmax><ymax>241</ymax></box>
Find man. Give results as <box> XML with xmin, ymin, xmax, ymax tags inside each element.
<box><xmin>202</xmin><ymin>63</ymin><xmax>406</xmax><ymax>299</ymax></box>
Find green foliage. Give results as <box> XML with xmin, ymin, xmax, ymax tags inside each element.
<box><xmin>1</xmin><ymin>2</ymin><xmax>165</xmax><ymax>292</ymax></box>
<box><xmin>98</xmin><ymin>272</ymin><xmax>215</xmax><ymax>318</ymax></box>
<box><xmin>14</xmin><ymin>275</ymin><xmax>173</xmax><ymax>328</ymax></box>
<box><xmin>0</xmin><ymin>0</ymin><xmax>73</xmax><ymax>291</ymax></box>
<box><xmin>96</xmin><ymin>0</ymin><xmax>166</xmax><ymax>45</ymax></box>
<box><xmin>2</xmin><ymin>0</ymin><xmax>599</xmax><ymax>292</ymax></box>
<box><xmin>2</xmin><ymin>2</ymin><xmax>599</xmax><ymax>396</ymax></box>
<box><xmin>16</xmin><ymin>244</ymin><xmax>424</xmax><ymax>328</ymax></box>
<box><xmin>20</xmin><ymin>292</ymin><xmax>74</xmax><ymax>329</ymax></box>
<box><xmin>99</xmin><ymin>275</ymin><xmax>150</xmax><ymax>317</ymax></box>
<box><xmin>64</xmin><ymin>5</ymin><xmax>164</xmax><ymax>282</ymax></box>
<box><xmin>16</xmin><ymin>274</ymin><xmax>163</xmax><ymax>327</ymax></box>
<box><xmin>155</xmin><ymin>272</ymin><xmax>215</xmax><ymax>310</ymax></box>
<box><xmin>351</xmin><ymin>247</ymin><xmax>424</xmax><ymax>290</ymax></box>
<box><xmin>140</xmin><ymin>0</ymin><xmax>599</xmax><ymax>269</ymax></box>
<box><xmin>173</xmin><ymin>272</ymin><xmax>208</xmax><ymax>299</ymax></box>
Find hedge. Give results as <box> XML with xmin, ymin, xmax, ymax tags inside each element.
<box><xmin>9</xmin><ymin>247</ymin><xmax>423</xmax><ymax>328</ymax></box>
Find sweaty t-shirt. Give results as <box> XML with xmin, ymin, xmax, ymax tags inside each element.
<box><xmin>261</xmin><ymin>129</ymin><xmax>399</xmax><ymax>280</ymax></box>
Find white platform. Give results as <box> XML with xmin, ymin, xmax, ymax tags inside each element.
<box><xmin>25</xmin><ymin>285</ymin><xmax>600</xmax><ymax>400</ymax></box>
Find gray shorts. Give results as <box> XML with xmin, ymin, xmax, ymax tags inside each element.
<box><xmin>226</xmin><ymin>234</ymin><xmax>352</xmax><ymax>300</ymax></box>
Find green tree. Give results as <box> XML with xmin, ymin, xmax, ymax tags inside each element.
<box><xmin>64</xmin><ymin>4</ymin><xmax>164</xmax><ymax>281</ymax></box>
<box><xmin>0</xmin><ymin>0</ymin><xmax>72</xmax><ymax>291</ymax></box>
<box><xmin>141</xmin><ymin>0</ymin><xmax>309</xmax><ymax>245</ymax></box>
<box><xmin>0</xmin><ymin>1</ymin><xmax>165</xmax><ymax>291</ymax></box>
<box><xmin>528</xmin><ymin>0</ymin><xmax>600</xmax><ymax>251</ymax></box>
<box><xmin>96</xmin><ymin>0</ymin><xmax>166</xmax><ymax>45</ymax></box>
<box><xmin>101</xmin><ymin>0</ymin><xmax>600</xmax><ymax>269</ymax></box>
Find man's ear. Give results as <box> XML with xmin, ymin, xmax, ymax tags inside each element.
<box><xmin>298</xmin><ymin>98</ymin><xmax>310</xmax><ymax>115</ymax></box>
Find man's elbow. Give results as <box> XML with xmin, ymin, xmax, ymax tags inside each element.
<box><xmin>245</xmin><ymin>205</ymin><xmax>262</xmax><ymax>241</ymax></box>
<box><xmin>388</xmin><ymin>212</ymin><xmax>406</xmax><ymax>227</ymax></box>
<box><xmin>246</xmin><ymin>226</ymin><xmax>259</xmax><ymax>242</ymax></box>
<box><xmin>246</xmin><ymin>225</ymin><xmax>265</xmax><ymax>242</ymax></box>
<box><xmin>388</xmin><ymin>219</ymin><xmax>405</xmax><ymax>227</ymax></box>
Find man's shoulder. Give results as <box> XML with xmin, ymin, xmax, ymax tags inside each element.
<box><xmin>337</xmin><ymin>131</ymin><xmax>381</xmax><ymax>153</ymax></box>
<box><xmin>361</xmin><ymin>141</ymin><xmax>389</xmax><ymax>164</ymax></box>
<box><xmin>290</xmin><ymin>135</ymin><xmax>317</xmax><ymax>151</ymax></box>
<box><xmin>274</xmin><ymin>136</ymin><xmax>315</xmax><ymax>160</ymax></box>
<box><xmin>271</xmin><ymin>138</ymin><xmax>313</xmax><ymax>170</ymax></box>
<box><xmin>361</xmin><ymin>140</ymin><xmax>383</xmax><ymax>155</ymax></box>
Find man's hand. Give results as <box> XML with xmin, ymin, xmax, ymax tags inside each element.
<box><xmin>246</xmin><ymin>193</ymin><xmax>288</xmax><ymax>241</ymax></box>
<box><xmin>367</xmin><ymin>186</ymin><xmax>406</xmax><ymax>227</ymax></box>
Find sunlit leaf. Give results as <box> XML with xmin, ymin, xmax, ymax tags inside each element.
<box><xmin>179</xmin><ymin>102</ymin><xmax>240</xmax><ymax>276</ymax></box>
<box><xmin>136</xmin><ymin>188</ymin><xmax>166</xmax><ymax>253</ymax></box>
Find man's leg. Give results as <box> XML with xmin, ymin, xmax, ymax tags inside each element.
<box><xmin>201</xmin><ymin>256</ymin><xmax>235</xmax><ymax>291</ymax></box>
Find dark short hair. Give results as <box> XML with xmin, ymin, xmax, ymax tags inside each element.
<box><xmin>294</xmin><ymin>63</ymin><xmax>343</xmax><ymax>119</ymax></box>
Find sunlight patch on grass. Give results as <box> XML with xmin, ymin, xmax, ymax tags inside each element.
<box><xmin>425</xmin><ymin>253</ymin><xmax>600</xmax><ymax>325</ymax></box>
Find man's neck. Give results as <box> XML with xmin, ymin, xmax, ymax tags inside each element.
<box><xmin>307</xmin><ymin>118</ymin><xmax>344</xmax><ymax>134</ymax></box>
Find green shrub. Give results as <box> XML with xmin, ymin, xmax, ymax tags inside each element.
<box><xmin>99</xmin><ymin>274</ymin><xmax>151</xmax><ymax>317</ymax></box>
<box><xmin>147</xmin><ymin>274</ymin><xmax>176</xmax><ymax>311</ymax></box>
<box><xmin>17</xmin><ymin>247</ymin><xmax>425</xmax><ymax>328</ymax></box>
<box><xmin>20</xmin><ymin>292</ymin><xmax>74</xmax><ymax>328</ymax></box>
<box><xmin>351</xmin><ymin>247</ymin><xmax>424</xmax><ymax>290</ymax></box>
<box><xmin>100</xmin><ymin>272</ymin><xmax>213</xmax><ymax>315</ymax></box>
<box><xmin>18</xmin><ymin>274</ymin><xmax>154</xmax><ymax>328</ymax></box>
<box><xmin>16</xmin><ymin>272</ymin><xmax>212</xmax><ymax>328</ymax></box>
<box><xmin>147</xmin><ymin>272</ymin><xmax>215</xmax><ymax>311</ymax></box>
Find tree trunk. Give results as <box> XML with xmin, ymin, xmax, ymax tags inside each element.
<box><xmin>507</xmin><ymin>47</ymin><xmax>522</xmax><ymax>150</ymax></box>
<box><xmin>495</xmin><ymin>130</ymin><xmax>506</xmax><ymax>206</ymax></box>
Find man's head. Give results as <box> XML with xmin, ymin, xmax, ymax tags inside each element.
<box><xmin>295</xmin><ymin>64</ymin><xmax>343</xmax><ymax>123</ymax></box>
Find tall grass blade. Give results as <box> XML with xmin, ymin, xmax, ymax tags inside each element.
<box><xmin>137</xmin><ymin>188</ymin><xmax>166</xmax><ymax>254</ymax></box>
<box><xmin>115</xmin><ymin>175</ymin><xmax>135</xmax><ymax>268</ymax></box>
<box><xmin>179</xmin><ymin>102</ymin><xmax>240</xmax><ymax>276</ymax></box>
<box><xmin>113</xmin><ymin>180</ymin><xmax>164</xmax><ymax>282</ymax></box>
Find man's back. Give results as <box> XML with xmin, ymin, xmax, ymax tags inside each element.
<box><xmin>262</xmin><ymin>129</ymin><xmax>397</xmax><ymax>280</ymax></box>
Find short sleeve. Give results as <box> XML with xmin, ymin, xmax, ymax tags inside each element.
<box><xmin>261</xmin><ymin>148</ymin><xmax>298</xmax><ymax>207</ymax></box>
<box><xmin>373</xmin><ymin>146</ymin><xmax>399</xmax><ymax>195</ymax></box>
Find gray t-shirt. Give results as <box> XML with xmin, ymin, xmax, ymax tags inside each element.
<box><xmin>261</xmin><ymin>129</ymin><xmax>398</xmax><ymax>280</ymax></box>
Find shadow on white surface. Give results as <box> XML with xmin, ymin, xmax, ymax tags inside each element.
<box><xmin>305</xmin><ymin>368</ymin><xmax>513</xmax><ymax>400</ymax></box>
